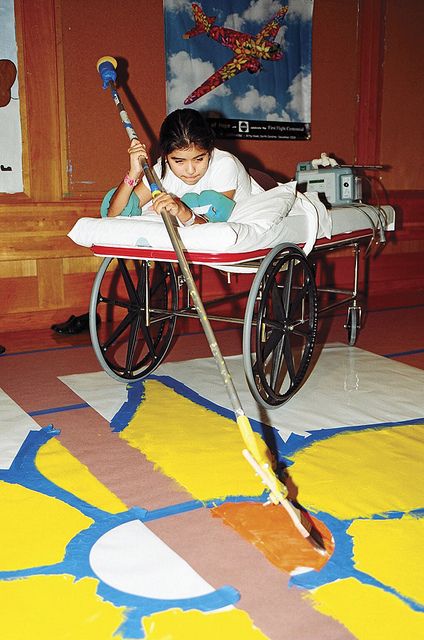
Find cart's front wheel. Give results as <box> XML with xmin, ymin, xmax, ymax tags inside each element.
<box><xmin>89</xmin><ymin>258</ymin><xmax>178</xmax><ymax>382</ymax></box>
<box><xmin>243</xmin><ymin>245</ymin><xmax>318</xmax><ymax>408</ymax></box>
<box><xmin>345</xmin><ymin>305</ymin><xmax>361</xmax><ymax>346</ymax></box>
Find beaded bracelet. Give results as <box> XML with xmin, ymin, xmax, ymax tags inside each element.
<box><xmin>123</xmin><ymin>174</ymin><xmax>139</xmax><ymax>187</ymax></box>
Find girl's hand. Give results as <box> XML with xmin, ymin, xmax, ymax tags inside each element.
<box><xmin>128</xmin><ymin>139</ymin><xmax>147</xmax><ymax>180</ymax></box>
<box><xmin>152</xmin><ymin>193</ymin><xmax>197</xmax><ymax>225</ymax></box>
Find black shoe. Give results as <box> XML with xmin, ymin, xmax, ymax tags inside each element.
<box><xmin>51</xmin><ymin>315</ymin><xmax>76</xmax><ymax>332</ymax></box>
<box><xmin>0</xmin><ymin>345</ymin><xmax>5</xmax><ymax>355</ymax></box>
<box><xmin>51</xmin><ymin>313</ymin><xmax>100</xmax><ymax>335</ymax></box>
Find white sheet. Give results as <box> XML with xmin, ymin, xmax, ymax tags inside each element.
<box><xmin>68</xmin><ymin>183</ymin><xmax>394</xmax><ymax>258</ymax></box>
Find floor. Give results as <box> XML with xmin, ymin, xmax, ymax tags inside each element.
<box><xmin>0</xmin><ymin>294</ymin><xmax>423</xmax><ymax>639</ymax></box>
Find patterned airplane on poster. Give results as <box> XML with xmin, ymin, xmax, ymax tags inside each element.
<box><xmin>183</xmin><ymin>3</ymin><xmax>288</xmax><ymax>104</ymax></box>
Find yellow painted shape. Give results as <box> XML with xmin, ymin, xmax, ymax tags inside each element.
<box><xmin>307</xmin><ymin>577</ymin><xmax>424</xmax><ymax>640</ymax></box>
<box><xmin>0</xmin><ymin>481</ymin><xmax>92</xmax><ymax>571</ymax></box>
<box><xmin>287</xmin><ymin>424</ymin><xmax>424</xmax><ymax>518</ymax></box>
<box><xmin>349</xmin><ymin>515</ymin><xmax>424</xmax><ymax>605</ymax></box>
<box><xmin>142</xmin><ymin>607</ymin><xmax>269</xmax><ymax>639</ymax></box>
<box><xmin>35</xmin><ymin>438</ymin><xmax>127</xmax><ymax>514</ymax></box>
<box><xmin>1</xmin><ymin>574</ymin><xmax>126</xmax><ymax>640</ymax></box>
<box><xmin>120</xmin><ymin>380</ymin><xmax>267</xmax><ymax>501</ymax></box>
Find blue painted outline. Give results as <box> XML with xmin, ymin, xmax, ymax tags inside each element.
<box><xmin>28</xmin><ymin>403</ymin><xmax>89</xmax><ymax>416</ymax></box>
<box><xmin>0</xmin><ymin>344</ymin><xmax>91</xmax><ymax>357</ymax></box>
<box><xmin>108</xmin><ymin>374</ymin><xmax>424</xmax><ymax>617</ymax></box>
<box><xmin>0</xmin><ymin>426</ymin><xmax>240</xmax><ymax>638</ymax></box>
<box><xmin>3</xmin><ymin>369</ymin><xmax>423</xmax><ymax>637</ymax></box>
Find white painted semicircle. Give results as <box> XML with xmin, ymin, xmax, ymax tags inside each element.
<box><xmin>89</xmin><ymin>519</ymin><xmax>215</xmax><ymax>599</ymax></box>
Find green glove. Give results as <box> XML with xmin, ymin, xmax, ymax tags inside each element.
<box><xmin>181</xmin><ymin>190</ymin><xmax>235</xmax><ymax>222</ymax></box>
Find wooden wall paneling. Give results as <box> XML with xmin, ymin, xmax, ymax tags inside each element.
<box><xmin>54</xmin><ymin>0</ymin><xmax>70</xmax><ymax>197</ymax></box>
<box><xmin>379</xmin><ymin>0</ymin><xmax>424</xmax><ymax>190</ymax></box>
<box><xmin>37</xmin><ymin>257</ymin><xmax>64</xmax><ymax>309</ymax></box>
<box><xmin>63</xmin><ymin>270</ymin><xmax>98</xmax><ymax>310</ymax></box>
<box><xmin>0</xmin><ymin>259</ymin><xmax>36</xmax><ymax>278</ymax></box>
<box><xmin>0</xmin><ymin>275</ymin><xmax>39</xmax><ymax>313</ymax></box>
<box><xmin>14</xmin><ymin>0</ymin><xmax>63</xmax><ymax>201</ymax></box>
<box><xmin>62</xmin><ymin>256</ymin><xmax>104</xmax><ymax>275</ymax></box>
<box><xmin>355</xmin><ymin>0</ymin><xmax>386</xmax><ymax>166</ymax></box>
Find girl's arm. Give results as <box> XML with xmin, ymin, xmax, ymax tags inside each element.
<box><xmin>221</xmin><ymin>189</ymin><xmax>235</xmax><ymax>201</ymax></box>
<box><xmin>152</xmin><ymin>193</ymin><xmax>207</xmax><ymax>226</ymax></box>
<box><xmin>107</xmin><ymin>140</ymin><xmax>152</xmax><ymax>217</ymax></box>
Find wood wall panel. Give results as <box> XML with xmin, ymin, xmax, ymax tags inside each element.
<box><xmin>37</xmin><ymin>258</ymin><xmax>64</xmax><ymax>309</ymax></box>
<box><xmin>0</xmin><ymin>277</ymin><xmax>39</xmax><ymax>313</ymax></box>
<box><xmin>0</xmin><ymin>260</ymin><xmax>36</xmax><ymax>278</ymax></box>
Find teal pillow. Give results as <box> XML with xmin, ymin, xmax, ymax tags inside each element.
<box><xmin>181</xmin><ymin>190</ymin><xmax>235</xmax><ymax>222</ymax></box>
<box><xmin>100</xmin><ymin>187</ymin><xmax>142</xmax><ymax>218</ymax></box>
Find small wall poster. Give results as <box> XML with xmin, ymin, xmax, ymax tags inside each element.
<box><xmin>0</xmin><ymin>0</ymin><xmax>23</xmax><ymax>193</ymax></box>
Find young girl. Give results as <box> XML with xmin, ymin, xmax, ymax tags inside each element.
<box><xmin>105</xmin><ymin>108</ymin><xmax>259</xmax><ymax>226</ymax></box>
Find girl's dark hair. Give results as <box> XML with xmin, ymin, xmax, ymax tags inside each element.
<box><xmin>159</xmin><ymin>109</ymin><xmax>215</xmax><ymax>177</ymax></box>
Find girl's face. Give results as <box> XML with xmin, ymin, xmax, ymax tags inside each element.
<box><xmin>166</xmin><ymin>144</ymin><xmax>210</xmax><ymax>185</ymax></box>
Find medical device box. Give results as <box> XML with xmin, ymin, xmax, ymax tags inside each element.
<box><xmin>296</xmin><ymin>162</ymin><xmax>362</xmax><ymax>206</ymax></box>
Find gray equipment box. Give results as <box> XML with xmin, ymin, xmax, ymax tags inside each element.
<box><xmin>296</xmin><ymin>162</ymin><xmax>362</xmax><ymax>206</ymax></box>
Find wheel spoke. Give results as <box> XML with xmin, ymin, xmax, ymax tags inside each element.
<box><xmin>119</xmin><ymin>259</ymin><xmax>141</xmax><ymax>305</ymax></box>
<box><xmin>261</xmin><ymin>324</ymin><xmax>283</xmax><ymax>359</ymax></box>
<box><xmin>125</xmin><ymin>315</ymin><xmax>142</xmax><ymax>373</ymax></box>
<box><xmin>282</xmin><ymin>259</ymin><xmax>294</xmax><ymax>313</ymax></box>
<box><xmin>289</xmin><ymin>279</ymin><xmax>310</xmax><ymax>317</ymax></box>
<box><xmin>270</xmin><ymin>332</ymin><xmax>285</xmax><ymax>389</ymax></box>
<box><xmin>271</xmin><ymin>281</ymin><xmax>286</xmax><ymax>322</ymax></box>
<box><xmin>102</xmin><ymin>311</ymin><xmax>135</xmax><ymax>350</ymax></box>
<box><xmin>283</xmin><ymin>333</ymin><xmax>296</xmax><ymax>382</ymax></box>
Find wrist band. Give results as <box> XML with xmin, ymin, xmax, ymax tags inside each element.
<box><xmin>124</xmin><ymin>174</ymin><xmax>139</xmax><ymax>187</ymax></box>
<box><xmin>181</xmin><ymin>212</ymin><xmax>196</xmax><ymax>227</ymax></box>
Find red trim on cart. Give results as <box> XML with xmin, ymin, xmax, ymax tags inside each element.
<box><xmin>91</xmin><ymin>230</ymin><xmax>373</xmax><ymax>264</ymax></box>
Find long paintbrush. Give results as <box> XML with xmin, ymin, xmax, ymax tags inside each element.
<box><xmin>96</xmin><ymin>56</ymin><xmax>328</xmax><ymax>554</ymax></box>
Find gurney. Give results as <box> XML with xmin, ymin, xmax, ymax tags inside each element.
<box><xmin>69</xmin><ymin>189</ymin><xmax>394</xmax><ymax>407</ymax></box>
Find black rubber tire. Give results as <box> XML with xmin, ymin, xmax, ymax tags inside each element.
<box><xmin>89</xmin><ymin>258</ymin><xmax>178</xmax><ymax>382</ymax></box>
<box><xmin>243</xmin><ymin>245</ymin><xmax>318</xmax><ymax>408</ymax></box>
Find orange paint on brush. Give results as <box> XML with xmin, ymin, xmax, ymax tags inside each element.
<box><xmin>212</xmin><ymin>501</ymin><xmax>334</xmax><ymax>572</ymax></box>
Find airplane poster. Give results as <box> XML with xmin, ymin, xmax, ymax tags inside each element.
<box><xmin>163</xmin><ymin>0</ymin><xmax>314</xmax><ymax>140</ymax></box>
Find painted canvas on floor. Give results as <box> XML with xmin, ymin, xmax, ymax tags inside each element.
<box><xmin>1</xmin><ymin>341</ymin><xmax>423</xmax><ymax>639</ymax></box>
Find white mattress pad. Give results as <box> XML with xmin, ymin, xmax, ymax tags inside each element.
<box><xmin>68</xmin><ymin>183</ymin><xmax>394</xmax><ymax>258</ymax></box>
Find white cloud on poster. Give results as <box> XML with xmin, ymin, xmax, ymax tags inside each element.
<box><xmin>243</xmin><ymin>0</ymin><xmax>285</xmax><ymax>23</ymax></box>
<box><xmin>223</xmin><ymin>13</ymin><xmax>246</xmax><ymax>30</ymax></box>
<box><xmin>265</xmin><ymin>69</ymin><xmax>311</xmax><ymax>122</ymax></box>
<box><xmin>285</xmin><ymin>69</ymin><xmax>311</xmax><ymax>121</ymax></box>
<box><xmin>233</xmin><ymin>85</ymin><xmax>277</xmax><ymax>116</ymax></box>
<box><xmin>167</xmin><ymin>50</ymin><xmax>231</xmax><ymax>112</ymax></box>
<box><xmin>224</xmin><ymin>0</ymin><xmax>312</xmax><ymax>30</ymax></box>
<box><xmin>287</xmin><ymin>0</ymin><xmax>314</xmax><ymax>22</ymax></box>
<box><xmin>165</xmin><ymin>0</ymin><xmax>193</xmax><ymax>15</ymax></box>
<box><xmin>223</xmin><ymin>1</ymin><xmax>290</xmax><ymax>50</ymax></box>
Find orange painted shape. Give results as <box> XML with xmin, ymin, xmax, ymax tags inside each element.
<box><xmin>212</xmin><ymin>501</ymin><xmax>334</xmax><ymax>573</ymax></box>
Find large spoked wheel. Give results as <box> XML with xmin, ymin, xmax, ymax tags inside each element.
<box><xmin>243</xmin><ymin>244</ymin><xmax>318</xmax><ymax>408</ymax></box>
<box><xmin>89</xmin><ymin>258</ymin><xmax>178</xmax><ymax>382</ymax></box>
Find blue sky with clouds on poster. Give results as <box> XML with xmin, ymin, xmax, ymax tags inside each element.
<box><xmin>164</xmin><ymin>0</ymin><xmax>313</xmax><ymax>122</ymax></box>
